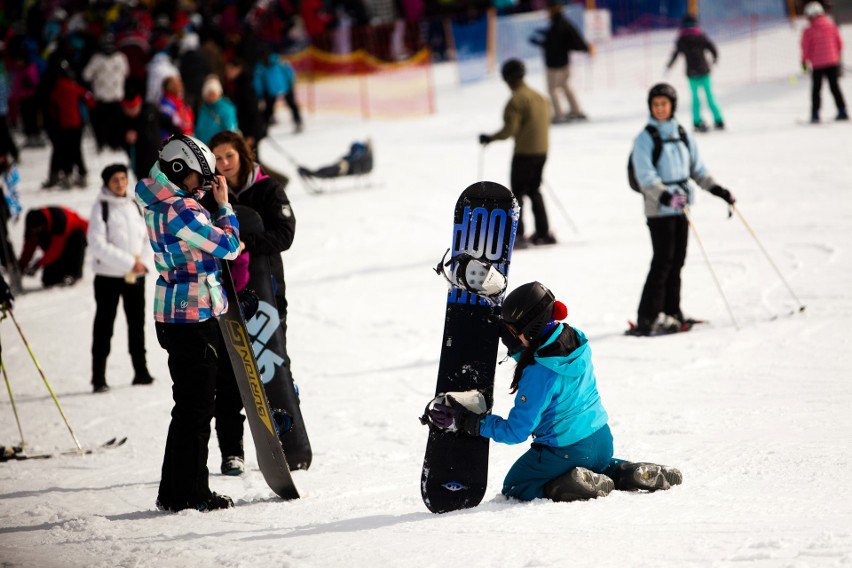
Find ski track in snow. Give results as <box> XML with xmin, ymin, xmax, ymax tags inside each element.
<box><xmin>2</xmin><ymin>23</ymin><xmax>852</xmax><ymax>568</ymax></box>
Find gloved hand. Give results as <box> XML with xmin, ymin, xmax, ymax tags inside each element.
<box><xmin>709</xmin><ymin>185</ymin><xmax>736</xmax><ymax>204</ymax></box>
<box><xmin>478</xmin><ymin>134</ymin><xmax>492</xmax><ymax>146</ymax></box>
<box><xmin>498</xmin><ymin>322</ymin><xmax>524</xmax><ymax>355</ymax></box>
<box><xmin>801</xmin><ymin>61</ymin><xmax>808</xmax><ymax>73</ymax></box>
<box><xmin>24</xmin><ymin>262</ymin><xmax>39</xmax><ymax>277</ymax></box>
<box><xmin>428</xmin><ymin>396</ymin><xmax>482</xmax><ymax>436</ymax></box>
<box><xmin>660</xmin><ymin>191</ymin><xmax>687</xmax><ymax>209</ymax></box>
<box><xmin>0</xmin><ymin>277</ymin><xmax>14</xmax><ymax>311</ymax></box>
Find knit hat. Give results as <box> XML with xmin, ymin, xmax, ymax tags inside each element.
<box><xmin>101</xmin><ymin>163</ymin><xmax>128</xmax><ymax>186</ymax></box>
<box><xmin>121</xmin><ymin>95</ymin><xmax>142</xmax><ymax>110</ymax></box>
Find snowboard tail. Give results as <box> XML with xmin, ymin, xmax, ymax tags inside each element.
<box><xmin>421</xmin><ymin>181</ymin><xmax>518</xmax><ymax>514</ymax></box>
<box><xmin>219</xmin><ymin>262</ymin><xmax>299</xmax><ymax>500</ymax></box>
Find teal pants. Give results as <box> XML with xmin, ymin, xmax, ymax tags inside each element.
<box><xmin>688</xmin><ymin>74</ymin><xmax>723</xmax><ymax>126</ymax></box>
<box><xmin>501</xmin><ymin>424</ymin><xmax>621</xmax><ymax>501</ymax></box>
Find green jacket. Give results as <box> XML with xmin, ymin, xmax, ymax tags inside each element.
<box><xmin>489</xmin><ymin>81</ymin><xmax>550</xmax><ymax>156</ymax></box>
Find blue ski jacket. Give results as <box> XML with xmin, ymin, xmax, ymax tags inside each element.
<box><xmin>631</xmin><ymin>117</ymin><xmax>717</xmax><ymax>218</ymax></box>
<box><xmin>480</xmin><ymin>324</ymin><xmax>609</xmax><ymax>447</ymax></box>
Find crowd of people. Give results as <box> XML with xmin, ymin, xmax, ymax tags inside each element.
<box><xmin>0</xmin><ymin>0</ymin><xmax>846</xmax><ymax>513</ymax></box>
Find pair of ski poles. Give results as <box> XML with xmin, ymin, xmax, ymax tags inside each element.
<box><xmin>1</xmin><ymin>307</ymin><xmax>82</xmax><ymax>451</ymax></box>
<box><xmin>683</xmin><ymin>204</ymin><xmax>806</xmax><ymax>330</ymax></box>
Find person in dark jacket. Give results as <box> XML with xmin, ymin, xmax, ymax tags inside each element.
<box><xmin>205</xmin><ymin>130</ymin><xmax>295</xmax><ymax>476</ymax></box>
<box><xmin>479</xmin><ymin>59</ymin><xmax>554</xmax><ymax>247</ymax></box>
<box><xmin>120</xmin><ymin>94</ymin><xmax>161</xmax><ymax>180</ymax></box>
<box><xmin>427</xmin><ymin>281</ymin><xmax>683</xmax><ymax>502</ymax></box>
<box><xmin>18</xmin><ymin>206</ymin><xmax>88</xmax><ymax>287</ymax></box>
<box><xmin>224</xmin><ymin>57</ymin><xmax>265</xmax><ymax>149</ymax></box>
<box><xmin>529</xmin><ymin>1</ymin><xmax>592</xmax><ymax>123</ymax></box>
<box><xmin>666</xmin><ymin>15</ymin><xmax>724</xmax><ymax>131</ymax></box>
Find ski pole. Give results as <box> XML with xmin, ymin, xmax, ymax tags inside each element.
<box><xmin>732</xmin><ymin>204</ymin><xmax>806</xmax><ymax>313</ymax></box>
<box><xmin>543</xmin><ymin>179</ymin><xmax>580</xmax><ymax>236</ymax></box>
<box><xmin>7</xmin><ymin>310</ymin><xmax>82</xmax><ymax>451</ymax></box>
<box><xmin>478</xmin><ymin>144</ymin><xmax>486</xmax><ymax>180</ymax></box>
<box><xmin>1</xmin><ymin>358</ymin><xmax>27</xmax><ymax>448</ymax></box>
<box><xmin>683</xmin><ymin>206</ymin><xmax>740</xmax><ymax>330</ymax></box>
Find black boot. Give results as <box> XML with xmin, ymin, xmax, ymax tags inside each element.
<box><xmin>610</xmin><ymin>461</ymin><xmax>682</xmax><ymax>491</ymax></box>
<box><xmin>131</xmin><ymin>353</ymin><xmax>154</xmax><ymax>385</ymax></box>
<box><xmin>92</xmin><ymin>357</ymin><xmax>109</xmax><ymax>393</ymax></box>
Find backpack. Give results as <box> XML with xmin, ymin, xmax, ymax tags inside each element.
<box><xmin>627</xmin><ymin>124</ymin><xmax>689</xmax><ymax>192</ymax></box>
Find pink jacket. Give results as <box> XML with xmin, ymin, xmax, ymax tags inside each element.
<box><xmin>801</xmin><ymin>15</ymin><xmax>843</xmax><ymax>70</ymax></box>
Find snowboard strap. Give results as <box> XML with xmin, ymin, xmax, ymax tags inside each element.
<box><xmin>434</xmin><ymin>248</ymin><xmax>508</xmax><ymax>300</ymax></box>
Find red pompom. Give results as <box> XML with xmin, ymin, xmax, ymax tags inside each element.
<box><xmin>552</xmin><ymin>300</ymin><xmax>568</xmax><ymax>321</ymax></box>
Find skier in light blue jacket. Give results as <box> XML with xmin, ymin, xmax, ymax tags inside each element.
<box><xmin>428</xmin><ymin>281</ymin><xmax>683</xmax><ymax>503</ymax></box>
<box><xmin>629</xmin><ymin>83</ymin><xmax>735</xmax><ymax>336</ymax></box>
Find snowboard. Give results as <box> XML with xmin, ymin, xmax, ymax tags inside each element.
<box><xmin>218</xmin><ymin>260</ymin><xmax>299</xmax><ymax>500</ymax></box>
<box><xmin>233</xmin><ymin>205</ymin><xmax>312</xmax><ymax>470</ymax></box>
<box><xmin>420</xmin><ymin>181</ymin><xmax>519</xmax><ymax>514</ymax></box>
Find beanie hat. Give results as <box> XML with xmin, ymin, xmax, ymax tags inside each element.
<box><xmin>101</xmin><ymin>163</ymin><xmax>128</xmax><ymax>186</ymax></box>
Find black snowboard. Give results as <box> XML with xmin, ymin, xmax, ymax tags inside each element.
<box><xmin>421</xmin><ymin>181</ymin><xmax>519</xmax><ymax>514</ymax></box>
<box><xmin>233</xmin><ymin>205</ymin><xmax>312</xmax><ymax>470</ymax></box>
<box><xmin>218</xmin><ymin>260</ymin><xmax>299</xmax><ymax>500</ymax></box>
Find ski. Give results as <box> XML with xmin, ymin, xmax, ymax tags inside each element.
<box><xmin>1</xmin><ymin>437</ymin><xmax>128</xmax><ymax>461</ymax></box>
<box><xmin>420</xmin><ymin>181</ymin><xmax>519</xmax><ymax>514</ymax></box>
<box><xmin>217</xmin><ymin>261</ymin><xmax>299</xmax><ymax>500</ymax></box>
<box><xmin>624</xmin><ymin>319</ymin><xmax>706</xmax><ymax>337</ymax></box>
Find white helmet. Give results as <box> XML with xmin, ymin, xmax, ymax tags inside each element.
<box><xmin>804</xmin><ymin>1</ymin><xmax>825</xmax><ymax>18</ymax></box>
<box><xmin>158</xmin><ymin>134</ymin><xmax>216</xmax><ymax>187</ymax></box>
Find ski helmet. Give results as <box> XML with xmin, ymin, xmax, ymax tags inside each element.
<box><xmin>803</xmin><ymin>1</ymin><xmax>824</xmax><ymax>18</ymax></box>
<box><xmin>501</xmin><ymin>59</ymin><xmax>526</xmax><ymax>85</ymax></box>
<box><xmin>647</xmin><ymin>83</ymin><xmax>677</xmax><ymax>116</ymax></box>
<box><xmin>158</xmin><ymin>134</ymin><xmax>216</xmax><ymax>187</ymax></box>
<box><xmin>501</xmin><ymin>281</ymin><xmax>556</xmax><ymax>342</ymax></box>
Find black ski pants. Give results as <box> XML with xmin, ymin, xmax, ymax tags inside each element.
<box><xmin>155</xmin><ymin>319</ymin><xmax>244</xmax><ymax>507</ymax></box>
<box><xmin>91</xmin><ymin>275</ymin><xmax>147</xmax><ymax>371</ymax></box>
<box><xmin>811</xmin><ymin>65</ymin><xmax>847</xmax><ymax>117</ymax></box>
<box><xmin>53</xmin><ymin>127</ymin><xmax>87</xmax><ymax>178</ymax></box>
<box><xmin>510</xmin><ymin>154</ymin><xmax>550</xmax><ymax>239</ymax></box>
<box><xmin>638</xmin><ymin>215</ymin><xmax>689</xmax><ymax>322</ymax></box>
<box><xmin>90</xmin><ymin>101</ymin><xmax>123</xmax><ymax>151</ymax></box>
<box><xmin>41</xmin><ymin>230</ymin><xmax>86</xmax><ymax>287</ymax></box>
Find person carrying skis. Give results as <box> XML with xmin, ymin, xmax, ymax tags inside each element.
<box><xmin>801</xmin><ymin>1</ymin><xmax>847</xmax><ymax>123</ymax></box>
<box><xmin>628</xmin><ymin>83</ymin><xmax>735</xmax><ymax>336</ymax></box>
<box><xmin>479</xmin><ymin>59</ymin><xmax>555</xmax><ymax>247</ymax></box>
<box><xmin>665</xmin><ymin>14</ymin><xmax>724</xmax><ymax>131</ymax></box>
<box><xmin>87</xmin><ymin>164</ymin><xmax>154</xmax><ymax>394</ymax></box>
<box><xmin>135</xmin><ymin>134</ymin><xmax>242</xmax><ymax>512</ymax></box>
<box><xmin>426</xmin><ymin>281</ymin><xmax>682</xmax><ymax>503</ymax></box>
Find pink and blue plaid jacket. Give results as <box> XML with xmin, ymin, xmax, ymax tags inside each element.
<box><xmin>135</xmin><ymin>164</ymin><xmax>240</xmax><ymax>323</ymax></box>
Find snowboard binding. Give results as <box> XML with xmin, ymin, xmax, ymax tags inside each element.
<box><xmin>434</xmin><ymin>249</ymin><xmax>508</xmax><ymax>300</ymax></box>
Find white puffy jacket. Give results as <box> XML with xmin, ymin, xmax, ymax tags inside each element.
<box><xmin>88</xmin><ymin>187</ymin><xmax>151</xmax><ymax>278</ymax></box>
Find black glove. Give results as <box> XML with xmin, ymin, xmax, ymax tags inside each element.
<box><xmin>659</xmin><ymin>191</ymin><xmax>687</xmax><ymax>209</ymax></box>
<box><xmin>478</xmin><ymin>134</ymin><xmax>492</xmax><ymax>145</ymax></box>
<box><xmin>709</xmin><ymin>185</ymin><xmax>736</xmax><ymax>204</ymax></box>
<box><xmin>428</xmin><ymin>396</ymin><xmax>482</xmax><ymax>436</ymax></box>
<box><xmin>0</xmin><ymin>276</ymin><xmax>13</xmax><ymax>310</ymax></box>
<box><xmin>24</xmin><ymin>263</ymin><xmax>38</xmax><ymax>277</ymax></box>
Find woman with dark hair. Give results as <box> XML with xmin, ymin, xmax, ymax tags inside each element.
<box><xmin>204</xmin><ymin>129</ymin><xmax>296</xmax><ymax>476</ymax></box>
<box><xmin>427</xmin><ymin>281</ymin><xmax>683</xmax><ymax>503</ymax></box>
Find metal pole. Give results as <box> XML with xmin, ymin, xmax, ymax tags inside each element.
<box><xmin>683</xmin><ymin>206</ymin><xmax>739</xmax><ymax>330</ymax></box>
<box><xmin>543</xmin><ymin>179</ymin><xmax>580</xmax><ymax>236</ymax></box>
<box><xmin>8</xmin><ymin>310</ymin><xmax>82</xmax><ymax>451</ymax></box>
<box><xmin>1</xmin><ymin>358</ymin><xmax>26</xmax><ymax>448</ymax></box>
<box><xmin>732</xmin><ymin>204</ymin><xmax>806</xmax><ymax>312</ymax></box>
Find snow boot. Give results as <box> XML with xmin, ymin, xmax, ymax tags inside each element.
<box><xmin>714</xmin><ymin>120</ymin><xmax>725</xmax><ymax>130</ymax></box>
<box><xmin>837</xmin><ymin>108</ymin><xmax>849</xmax><ymax>121</ymax></box>
<box><xmin>157</xmin><ymin>492</ymin><xmax>234</xmax><ymax>513</ymax></box>
<box><xmin>694</xmin><ymin>122</ymin><xmax>709</xmax><ymax>133</ymax></box>
<box><xmin>221</xmin><ymin>455</ymin><xmax>245</xmax><ymax>476</ymax></box>
<box><xmin>611</xmin><ymin>461</ymin><xmax>682</xmax><ymax>491</ymax></box>
<box><xmin>530</xmin><ymin>232</ymin><xmax>557</xmax><ymax>246</ymax></box>
<box><xmin>92</xmin><ymin>357</ymin><xmax>109</xmax><ymax>394</ymax></box>
<box><xmin>543</xmin><ymin>467</ymin><xmax>615</xmax><ymax>502</ymax></box>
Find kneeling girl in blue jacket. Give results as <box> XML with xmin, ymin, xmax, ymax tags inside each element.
<box><xmin>428</xmin><ymin>281</ymin><xmax>682</xmax><ymax>502</ymax></box>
